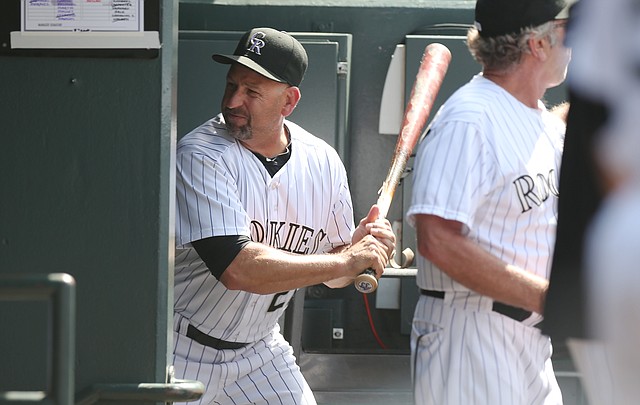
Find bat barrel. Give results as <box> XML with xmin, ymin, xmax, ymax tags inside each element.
<box><xmin>355</xmin><ymin>42</ymin><xmax>451</xmax><ymax>294</ymax></box>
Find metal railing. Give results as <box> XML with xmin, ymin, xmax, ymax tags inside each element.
<box><xmin>0</xmin><ymin>273</ymin><xmax>76</xmax><ymax>405</ymax></box>
<box><xmin>75</xmin><ymin>379</ymin><xmax>204</xmax><ymax>405</ymax></box>
<box><xmin>0</xmin><ymin>273</ymin><xmax>204</xmax><ymax>405</ymax></box>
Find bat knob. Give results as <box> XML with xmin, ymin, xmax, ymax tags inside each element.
<box><xmin>354</xmin><ymin>269</ymin><xmax>378</xmax><ymax>293</ymax></box>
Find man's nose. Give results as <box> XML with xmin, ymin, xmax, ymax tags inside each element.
<box><xmin>224</xmin><ymin>89</ymin><xmax>245</xmax><ymax>109</ymax></box>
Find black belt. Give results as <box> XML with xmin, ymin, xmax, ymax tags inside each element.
<box><xmin>186</xmin><ymin>324</ymin><xmax>248</xmax><ymax>350</ymax></box>
<box><xmin>420</xmin><ymin>289</ymin><xmax>532</xmax><ymax>322</ymax></box>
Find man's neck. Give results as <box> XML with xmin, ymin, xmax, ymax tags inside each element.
<box><xmin>240</xmin><ymin>125</ymin><xmax>290</xmax><ymax>159</ymax></box>
<box><xmin>482</xmin><ymin>68</ymin><xmax>544</xmax><ymax>110</ymax></box>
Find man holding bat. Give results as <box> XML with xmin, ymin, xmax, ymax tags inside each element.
<box><xmin>171</xmin><ymin>27</ymin><xmax>395</xmax><ymax>405</ymax></box>
<box><xmin>406</xmin><ymin>0</ymin><xmax>572</xmax><ymax>403</ymax></box>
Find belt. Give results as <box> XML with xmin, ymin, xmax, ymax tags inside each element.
<box><xmin>186</xmin><ymin>324</ymin><xmax>248</xmax><ymax>350</ymax></box>
<box><xmin>420</xmin><ymin>289</ymin><xmax>532</xmax><ymax>322</ymax></box>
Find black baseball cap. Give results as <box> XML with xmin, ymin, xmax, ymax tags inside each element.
<box><xmin>212</xmin><ymin>27</ymin><xmax>308</xmax><ymax>87</ymax></box>
<box><xmin>474</xmin><ymin>0</ymin><xmax>574</xmax><ymax>38</ymax></box>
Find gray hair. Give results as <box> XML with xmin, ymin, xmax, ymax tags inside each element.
<box><xmin>467</xmin><ymin>21</ymin><xmax>561</xmax><ymax>73</ymax></box>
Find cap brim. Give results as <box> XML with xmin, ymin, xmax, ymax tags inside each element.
<box><xmin>555</xmin><ymin>6</ymin><xmax>570</xmax><ymax>19</ymax></box>
<box><xmin>211</xmin><ymin>54</ymin><xmax>286</xmax><ymax>84</ymax></box>
<box><xmin>555</xmin><ymin>0</ymin><xmax>577</xmax><ymax>19</ymax></box>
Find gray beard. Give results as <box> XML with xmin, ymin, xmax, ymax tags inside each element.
<box><xmin>223</xmin><ymin>111</ymin><xmax>252</xmax><ymax>141</ymax></box>
<box><xmin>228</xmin><ymin>125</ymin><xmax>252</xmax><ymax>141</ymax></box>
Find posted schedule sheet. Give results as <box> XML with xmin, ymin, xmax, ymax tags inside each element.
<box><xmin>22</xmin><ymin>0</ymin><xmax>143</xmax><ymax>32</ymax></box>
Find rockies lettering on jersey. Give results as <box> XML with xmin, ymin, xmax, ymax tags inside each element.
<box><xmin>251</xmin><ymin>219</ymin><xmax>327</xmax><ymax>254</ymax></box>
<box><xmin>513</xmin><ymin>169</ymin><xmax>560</xmax><ymax>212</ymax></box>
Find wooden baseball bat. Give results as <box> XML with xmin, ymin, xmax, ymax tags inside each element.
<box><xmin>354</xmin><ymin>42</ymin><xmax>452</xmax><ymax>294</ymax></box>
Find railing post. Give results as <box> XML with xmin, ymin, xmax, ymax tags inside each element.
<box><xmin>50</xmin><ymin>274</ymin><xmax>76</xmax><ymax>405</ymax></box>
<box><xmin>0</xmin><ymin>273</ymin><xmax>76</xmax><ymax>405</ymax></box>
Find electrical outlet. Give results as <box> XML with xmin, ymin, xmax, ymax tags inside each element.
<box><xmin>332</xmin><ymin>328</ymin><xmax>344</xmax><ymax>340</ymax></box>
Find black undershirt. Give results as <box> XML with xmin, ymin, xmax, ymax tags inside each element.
<box><xmin>250</xmin><ymin>143</ymin><xmax>292</xmax><ymax>177</ymax></box>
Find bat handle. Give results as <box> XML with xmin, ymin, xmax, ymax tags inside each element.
<box><xmin>354</xmin><ymin>268</ymin><xmax>378</xmax><ymax>293</ymax></box>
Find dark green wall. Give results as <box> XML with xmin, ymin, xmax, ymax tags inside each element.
<box><xmin>0</xmin><ymin>0</ymin><xmax>178</xmax><ymax>399</ymax></box>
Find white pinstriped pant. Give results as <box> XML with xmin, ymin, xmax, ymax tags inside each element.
<box><xmin>172</xmin><ymin>320</ymin><xmax>316</xmax><ymax>405</ymax></box>
<box><xmin>411</xmin><ymin>295</ymin><xmax>562</xmax><ymax>405</ymax></box>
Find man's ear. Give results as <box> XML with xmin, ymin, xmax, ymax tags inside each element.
<box><xmin>529</xmin><ymin>35</ymin><xmax>549</xmax><ymax>61</ymax></box>
<box><xmin>281</xmin><ymin>86</ymin><xmax>301</xmax><ymax>117</ymax></box>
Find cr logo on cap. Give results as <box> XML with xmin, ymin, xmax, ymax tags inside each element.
<box><xmin>247</xmin><ymin>31</ymin><xmax>266</xmax><ymax>55</ymax></box>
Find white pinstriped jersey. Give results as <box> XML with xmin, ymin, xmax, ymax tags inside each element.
<box><xmin>407</xmin><ymin>74</ymin><xmax>565</xmax><ymax>321</ymax></box>
<box><xmin>174</xmin><ymin>114</ymin><xmax>354</xmax><ymax>344</ymax></box>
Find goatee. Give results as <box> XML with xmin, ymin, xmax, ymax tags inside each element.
<box><xmin>223</xmin><ymin>110</ymin><xmax>252</xmax><ymax>141</ymax></box>
<box><xmin>227</xmin><ymin>125</ymin><xmax>252</xmax><ymax>141</ymax></box>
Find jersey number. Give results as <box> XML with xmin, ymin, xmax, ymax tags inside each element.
<box><xmin>267</xmin><ymin>291</ymin><xmax>290</xmax><ymax>312</ymax></box>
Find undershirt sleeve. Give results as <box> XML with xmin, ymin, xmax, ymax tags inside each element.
<box><xmin>191</xmin><ymin>235</ymin><xmax>251</xmax><ymax>280</ymax></box>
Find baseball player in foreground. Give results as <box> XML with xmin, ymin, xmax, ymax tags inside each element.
<box><xmin>567</xmin><ymin>0</ymin><xmax>640</xmax><ymax>403</ymax></box>
<box><xmin>406</xmin><ymin>0</ymin><xmax>572</xmax><ymax>403</ymax></box>
<box><xmin>172</xmin><ymin>27</ymin><xmax>395</xmax><ymax>405</ymax></box>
